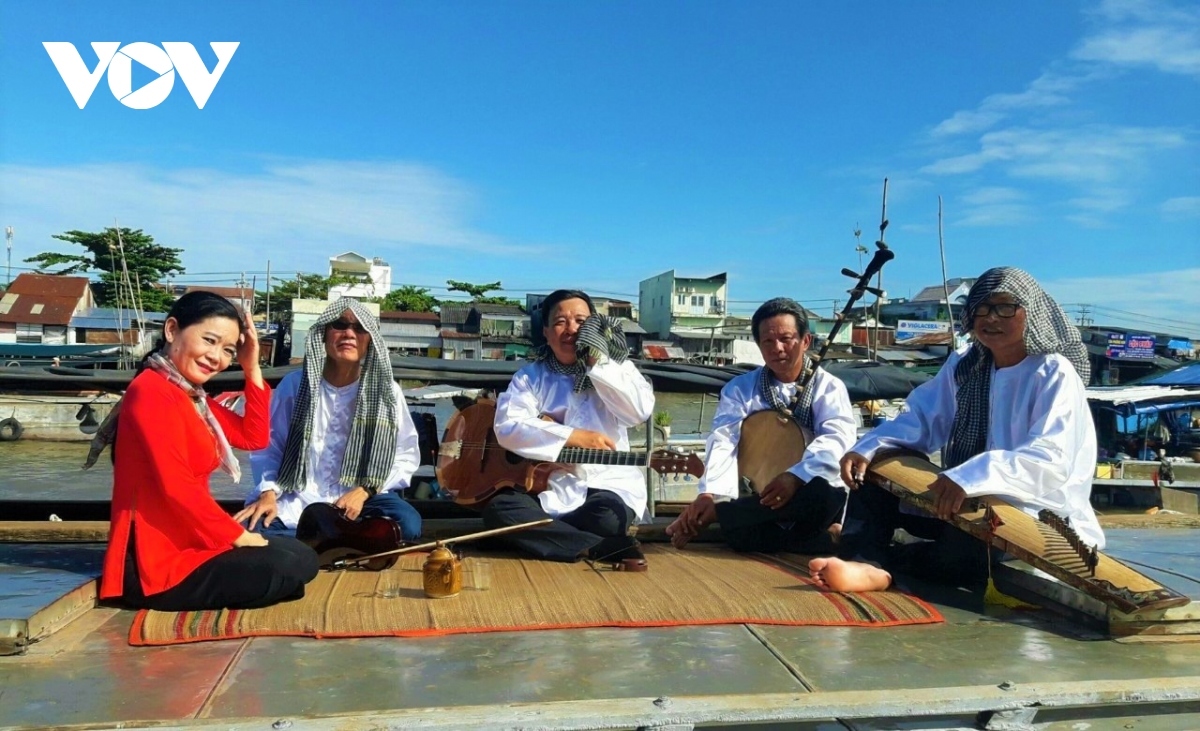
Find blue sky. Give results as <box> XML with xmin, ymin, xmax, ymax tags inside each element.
<box><xmin>1</xmin><ymin>0</ymin><xmax>1197</xmax><ymax>336</ymax></box>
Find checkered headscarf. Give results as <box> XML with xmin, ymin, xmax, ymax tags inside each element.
<box><xmin>275</xmin><ymin>298</ymin><xmax>399</xmax><ymax>493</ymax></box>
<box><xmin>944</xmin><ymin>267</ymin><xmax>1089</xmax><ymax>468</ymax></box>
<box><xmin>536</xmin><ymin>314</ymin><xmax>628</xmax><ymax>393</ymax></box>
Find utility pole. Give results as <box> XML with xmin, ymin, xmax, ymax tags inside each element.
<box><xmin>1077</xmin><ymin>304</ymin><xmax>1093</xmax><ymax>327</ymax></box>
<box><xmin>938</xmin><ymin>196</ymin><xmax>953</xmax><ymax>327</ymax></box>
<box><xmin>4</xmin><ymin>226</ymin><xmax>11</xmax><ymax>287</ymax></box>
<box><xmin>265</xmin><ymin>260</ymin><xmax>271</xmax><ymax>325</ymax></box>
<box><xmin>236</xmin><ymin>271</ymin><xmax>248</xmax><ymax>313</ymax></box>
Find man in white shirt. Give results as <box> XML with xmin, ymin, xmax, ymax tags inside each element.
<box><xmin>810</xmin><ymin>267</ymin><xmax>1102</xmax><ymax>592</ymax></box>
<box><xmin>666</xmin><ymin>298</ymin><xmax>856</xmax><ymax>552</ymax></box>
<box><xmin>480</xmin><ymin>290</ymin><xmax>656</xmax><ymax>564</ymax></box>
<box><xmin>236</xmin><ymin>298</ymin><xmax>422</xmax><ymax>539</ymax></box>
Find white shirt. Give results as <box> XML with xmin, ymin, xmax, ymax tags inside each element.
<box><xmin>494</xmin><ymin>356</ymin><xmax>656</xmax><ymax>518</ymax></box>
<box><xmin>851</xmin><ymin>346</ymin><xmax>1104</xmax><ymax>549</ymax></box>
<box><xmin>249</xmin><ymin>370</ymin><xmax>421</xmax><ymax>529</ymax></box>
<box><xmin>698</xmin><ymin>367</ymin><xmax>857</xmax><ymax>499</ymax></box>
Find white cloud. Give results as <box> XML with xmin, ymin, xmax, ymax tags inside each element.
<box><xmin>953</xmin><ymin>187</ymin><xmax>1033</xmax><ymax>227</ymax></box>
<box><xmin>1042</xmin><ymin>267</ymin><xmax>1200</xmax><ymax>337</ymax></box>
<box><xmin>0</xmin><ymin>160</ymin><xmax>532</xmax><ymax>277</ymax></box>
<box><xmin>1161</xmin><ymin>196</ymin><xmax>1200</xmax><ymax>219</ymax></box>
<box><xmin>1074</xmin><ymin>0</ymin><xmax>1200</xmax><ymax>76</ymax></box>
<box><xmin>931</xmin><ymin>72</ymin><xmax>1083</xmax><ymax>138</ymax></box>
<box><xmin>922</xmin><ymin>126</ymin><xmax>1186</xmax><ymax>184</ymax></box>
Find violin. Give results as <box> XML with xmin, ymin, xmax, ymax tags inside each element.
<box><xmin>294</xmin><ymin>502</ymin><xmax>410</xmax><ymax>571</ymax></box>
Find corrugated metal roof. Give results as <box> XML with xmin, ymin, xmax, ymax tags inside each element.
<box><xmin>7</xmin><ymin>273</ymin><xmax>90</xmax><ymax>298</ymax></box>
<box><xmin>438</xmin><ymin>304</ymin><xmax>472</xmax><ymax>326</ymax></box>
<box><xmin>184</xmin><ymin>285</ymin><xmax>252</xmax><ymax>299</ymax></box>
<box><xmin>380</xmin><ymin>311</ymin><xmax>440</xmax><ymax>323</ymax></box>
<box><xmin>1086</xmin><ymin>385</ymin><xmax>1200</xmax><ymax>404</ymax></box>
<box><xmin>643</xmin><ymin>345</ymin><xmax>687</xmax><ymax>360</ymax></box>
<box><xmin>873</xmin><ymin>348</ymin><xmax>942</xmax><ymax>362</ymax></box>
<box><xmin>0</xmin><ymin>295</ymin><xmax>83</xmax><ymax>326</ymax></box>
<box><xmin>1141</xmin><ymin>362</ymin><xmax>1200</xmax><ymax>386</ymax></box>
<box><xmin>472</xmin><ymin>303</ymin><xmax>527</xmax><ymax>316</ymax></box>
<box><xmin>440</xmin><ymin>329</ymin><xmax>480</xmax><ymax>340</ymax></box>
<box><xmin>911</xmin><ymin>286</ymin><xmax>948</xmax><ymax>302</ymax></box>
<box><xmin>616</xmin><ymin>318</ymin><xmax>647</xmax><ymax>335</ymax></box>
<box><xmin>70</xmin><ymin>307</ymin><xmax>167</xmax><ymax>329</ymax></box>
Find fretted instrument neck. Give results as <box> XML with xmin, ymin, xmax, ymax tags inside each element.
<box><xmin>557</xmin><ymin>448</ymin><xmax>647</xmax><ymax>467</ymax></box>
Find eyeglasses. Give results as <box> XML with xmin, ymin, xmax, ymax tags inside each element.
<box><xmin>327</xmin><ymin>319</ymin><xmax>368</xmax><ymax>334</ymax></box>
<box><xmin>972</xmin><ymin>303</ymin><xmax>1021</xmax><ymax>319</ymax></box>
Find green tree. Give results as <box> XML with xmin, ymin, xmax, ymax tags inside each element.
<box><xmin>445</xmin><ymin>279</ymin><xmax>519</xmax><ymax>307</ymax></box>
<box><xmin>256</xmin><ymin>273</ymin><xmax>365</xmax><ymax>322</ymax></box>
<box><xmin>380</xmin><ymin>285</ymin><xmax>438</xmax><ymax>312</ymax></box>
<box><xmin>25</xmin><ymin>228</ymin><xmax>185</xmax><ymax>312</ymax></box>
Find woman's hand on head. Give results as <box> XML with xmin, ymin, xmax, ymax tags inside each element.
<box><xmin>237</xmin><ymin>310</ymin><xmax>264</xmax><ymax>387</ymax></box>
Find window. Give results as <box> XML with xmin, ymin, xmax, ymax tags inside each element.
<box><xmin>677</xmin><ymin>294</ymin><xmax>686</xmax><ymax>305</ymax></box>
<box><xmin>16</xmin><ymin>323</ymin><xmax>42</xmax><ymax>344</ymax></box>
<box><xmin>691</xmin><ymin>295</ymin><xmax>701</xmax><ymax>306</ymax></box>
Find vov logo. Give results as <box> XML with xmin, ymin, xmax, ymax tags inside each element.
<box><xmin>43</xmin><ymin>42</ymin><xmax>239</xmax><ymax>109</ymax></box>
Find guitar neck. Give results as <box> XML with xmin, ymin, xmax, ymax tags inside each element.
<box><xmin>558</xmin><ymin>448</ymin><xmax>648</xmax><ymax>467</ymax></box>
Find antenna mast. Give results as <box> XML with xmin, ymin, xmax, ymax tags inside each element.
<box><xmin>4</xmin><ymin>227</ymin><xmax>12</xmax><ymax>287</ymax></box>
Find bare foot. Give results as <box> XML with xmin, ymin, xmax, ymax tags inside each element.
<box><xmin>808</xmin><ymin>557</ymin><xmax>892</xmax><ymax>592</ymax></box>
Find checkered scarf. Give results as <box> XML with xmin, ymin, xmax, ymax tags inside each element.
<box><xmin>536</xmin><ymin>314</ymin><xmax>628</xmax><ymax>393</ymax></box>
<box><xmin>83</xmin><ymin>352</ymin><xmax>241</xmax><ymax>481</ymax></box>
<box><xmin>757</xmin><ymin>360</ymin><xmax>817</xmax><ymax>431</ymax></box>
<box><xmin>944</xmin><ymin>267</ymin><xmax>1090</xmax><ymax>469</ymax></box>
<box><xmin>275</xmin><ymin>298</ymin><xmax>398</xmax><ymax>493</ymax></box>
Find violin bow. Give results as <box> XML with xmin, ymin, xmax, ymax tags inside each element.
<box><xmin>799</xmin><ymin>197</ymin><xmax>896</xmax><ymax>390</ymax></box>
<box><xmin>330</xmin><ymin>517</ymin><xmax>554</xmax><ymax>569</ymax></box>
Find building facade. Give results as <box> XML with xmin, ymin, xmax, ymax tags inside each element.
<box><xmin>0</xmin><ymin>274</ymin><xmax>95</xmax><ymax>345</ymax></box>
<box><xmin>379</xmin><ymin>311</ymin><xmax>440</xmax><ymax>356</ymax></box>
<box><xmin>638</xmin><ymin>270</ymin><xmax>728</xmax><ymax>339</ymax></box>
<box><xmin>328</xmin><ymin>251</ymin><xmax>392</xmax><ymax>299</ymax></box>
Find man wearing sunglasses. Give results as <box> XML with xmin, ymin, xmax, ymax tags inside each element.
<box><xmin>810</xmin><ymin>267</ymin><xmax>1101</xmax><ymax>592</ymax></box>
<box><xmin>238</xmin><ymin>298</ymin><xmax>422</xmax><ymax>540</ymax></box>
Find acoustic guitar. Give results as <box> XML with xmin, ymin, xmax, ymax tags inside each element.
<box><xmin>436</xmin><ymin>400</ymin><xmax>705</xmax><ymax>506</ymax></box>
<box><xmin>736</xmin><ymin>409</ymin><xmax>807</xmax><ymax>495</ymax></box>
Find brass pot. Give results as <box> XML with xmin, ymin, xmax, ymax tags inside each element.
<box><xmin>423</xmin><ymin>544</ymin><xmax>462</xmax><ymax>599</ymax></box>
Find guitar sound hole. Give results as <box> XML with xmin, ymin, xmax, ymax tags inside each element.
<box><xmin>504</xmin><ymin>450</ymin><xmax>524</xmax><ymax>465</ymax></box>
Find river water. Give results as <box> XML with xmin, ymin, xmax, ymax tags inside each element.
<box><xmin>0</xmin><ymin>392</ymin><xmax>719</xmax><ymax>501</ymax></box>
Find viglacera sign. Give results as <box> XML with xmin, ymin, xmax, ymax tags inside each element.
<box><xmin>43</xmin><ymin>42</ymin><xmax>239</xmax><ymax>109</ymax></box>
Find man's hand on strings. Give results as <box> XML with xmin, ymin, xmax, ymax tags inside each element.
<box><xmin>840</xmin><ymin>452</ymin><xmax>870</xmax><ymax>489</ymax></box>
<box><xmin>565</xmin><ymin>428</ymin><xmax>615</xmax><ymax>450</ymax></box>
<box><xmin>335</xmin><ymin>487</ymin><xmax>371</xmax><ymax>521</ymax></box>
<box><xmin>929</xmin><ymin>474</ymin><xmax>968</xmax><ymax>520</ymax></box>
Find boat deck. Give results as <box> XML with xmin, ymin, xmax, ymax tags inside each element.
<box><xmin>2</xmin><ymin>529</ymin><xmax>1200</xmax><ymax>730</ymax></box>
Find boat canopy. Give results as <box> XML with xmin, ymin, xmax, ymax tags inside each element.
<box><xmin>1087</xmin><ymin>385</ymin><xmax>1200</xmax><ymax>416</ymax></box>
